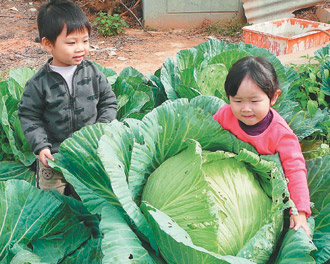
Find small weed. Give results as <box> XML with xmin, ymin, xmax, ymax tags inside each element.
<box><xmin>208</xmin><ymin>18</ymin><xmax>249</xmax><ymax>37</ymax></box>
<box><xmin>93</xmin><ymin>13</ymin><xmax>128</xmax><ymax>36</ymax></box>
<box><xmin>144</xmin><ymin>25</ymin><xmax>159</xmax><ymax>32</ymax></box>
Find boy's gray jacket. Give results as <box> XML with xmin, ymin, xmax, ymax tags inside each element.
<box><xmin>18</xmin><ymin>59</ymin><xmax>117</xmax><ymax>154</ymax></box>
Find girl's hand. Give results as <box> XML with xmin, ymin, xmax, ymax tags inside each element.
<box><xmin>39</xmin><ymin>148</ymin><xmax>54</xmax><ymax>168</ymax></box>
<box><xmin>290</xmin><ymin>211</ymin><xmax>310</xmax><ymax>237</ymax></box>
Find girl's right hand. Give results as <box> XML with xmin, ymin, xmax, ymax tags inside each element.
<box><xmin>290</xmin><ymin>211</ymin><xmax>310</xmax><ymax>237</ymax></box>
<box><xmin>39</xmin><ymin>148</ymin><xmax>54</xmax><ymax>167</ymax></box>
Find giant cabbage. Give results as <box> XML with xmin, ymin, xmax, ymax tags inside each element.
<box><xmin>142</xmin><ymin>140</ymin><xmax>283</xmax><ymax>262</ymax></box>
<box><xmin>35</xmin><ymin>96</ymin><xmax>326</xmax><ymax>263</ymax></box>
<box><xmin>0</xmin><ymin>96</ymin><xmax>328</xmax><ymax>263</ymax></box>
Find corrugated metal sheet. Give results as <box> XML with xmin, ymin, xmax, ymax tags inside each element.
<box><xmin>242</xmin><ymin>0</ymin><xmax>323</xmax><ymax>24</ymax></box>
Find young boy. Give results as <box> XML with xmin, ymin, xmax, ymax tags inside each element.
<box><xmin>18</xmin><ymin>0</ymin><xmax>117</xmax><ymax>195</ymax></box>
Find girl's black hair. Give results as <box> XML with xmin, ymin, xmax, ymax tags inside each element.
<box><xmin>37</xmin><ymin>0</ymin><xmax>91</xmax><ymax>44</ymax></box>
<box><xmin>224</xmin><ymin>56</ymin><xmax>280</xmax><ymax>100</ymax></box>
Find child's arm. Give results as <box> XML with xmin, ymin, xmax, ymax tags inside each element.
<box><xmin>18</xmin><ymin>81</ymin><xmax>52</xmax><ymax>154</ymax></box>
<box><xmin>277</xmin><ymin>134</ymin><xmax>311</xmax><ymax>215</ymax></box>
<box><xmin>276</xmin><ymin>132</ymin><xmax>311</xmax><ymax>236</ymax></box>
<box><xmin>290</xmin><ymin>211</ymin><xmax>310</xmax><ymax>237</ymax></box>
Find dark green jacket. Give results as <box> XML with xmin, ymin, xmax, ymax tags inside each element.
<box><xmin>18</xmin><ymin>59</ymin><xmax>117</xmax><ymax>154</ymax></box>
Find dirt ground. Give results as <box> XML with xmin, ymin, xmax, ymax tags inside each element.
<box><xmin>0</xmin><ymin>0</ymin><xmax>328</xmax><ymax>76</ymax></box>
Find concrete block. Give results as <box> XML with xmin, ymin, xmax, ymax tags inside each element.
<box><xmin>316</xmin><ymin>6</ymin><xmax>330</xmax><ymax>23</ymax></box>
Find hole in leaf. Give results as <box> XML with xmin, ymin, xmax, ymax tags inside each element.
<box><xmin>128</xmin><ymin>254</ymin><xmax>133</xmax><ymax>259</ymax></box>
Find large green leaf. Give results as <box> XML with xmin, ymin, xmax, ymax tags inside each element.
<box><xmin>100</xmin><ymin>203</ymin><xmax>155</xmax><ymax>263</ymax></box>
<box><xmin>189</xmin><ymin>95</ymin><xmax>227</xmax><ymax>116</ymax></box>
<box><xmin>208</xmin><ymin>50</ymin><xmax>249</xmax><ymax>70</ymax></box>
<box><xmin>160</xmin><ymin>57</ymin><xmax>180</xmax><ymax>100</ymax></box>
<box><xmin>29</xmin><ymin>192</ymin><xmax>100</xmax><ymax>263</ymax></box>
<box><xmin>0</xmin><ymin>161</ymin><xmax>35</xmax><ymax>183</ymax></box>
<box><xmin>97</xmin><ymin>120</ymin><xmax>158</xmax><ymax>250</ymax></box>
<box><xmin>312</xmin><ymin>205</ymin><xmax>330</xmax><ymax>264</ymax></box>
<box><xmin>176</xmin><ymin>84</ymin><xmax>201</xmax><ymax>100</ymax></box>
<box><xmin>0</xmin><ymin>96</ymin><xmax>35</xmax><ymax>166</ymax></box>
<box><xmin>274</xmin><ymin>100</ymin><xmax>328</xmax><ymax>141</ymax></box>
<box><xmin>196</xmin><ymin>63</ymin><xmax>228</xmax><ymax>98</ymax></box>
<box><xmin>49</xmin><ymin>165</ymin><xmax>159</xmax><ymax>263</ymax></box>
<box><xmin>51</xmin><ymin>123</ymin><xmax>158</xmax><ymax>262</ymax></box>
<box><xmin>176</xmin><ymin>48</ymin><xmax>205</xmax><ymax>72</ymax></box>
<box><xmin>61</xmin><ymin>237</ymin><xmax>103</xmax><ymax>264</ymax></box>
<box><xmin>179</xmin><ymin>68</ymin><xmax>199</xmax><ymax>89</ymax></box>
<box><xmin>274</xmin><ymin>219</ymin><xmax>316</xmax><ymax>264</ymax></box>
<box><xmin>307</xmin><ymin>155</ymin><xmax>330</xmax><ymax>213</ymax></box>
<box><xmin>112</xmin><ymin>67</ymin><xmax>162</xmax><ymax>120</ymax></box>
<box><xmin>8</xmin><ymin>244</ymin><xmax>46</xmax><ymax>264</ymax></box>
<box><xmin>51</xmin><ymin>123</ymin><xmax>120</xmax><ymax>208</ymax></box>
<box><xmin>9</xmin><ymin>67</ymin><xmax>36</xmax><ymax>94</ymax></box>
<box><xmin>0</xmin><ymin>70</ymin><xmax>35</xmax><ymax>165</ymax></box>
<box><xmin>141</xmin><ymin>202</ymin><xmax>256</xmax><ymax>264</ymax></box>
<box><xmin>0</xmin><ymin>180</ymin><xmax>94</xmax><ymax>263</ymax></box>
<box><xmin>194</xmin><ymin>39</ymin><xmax>229</xmax><ymax>60</ymax></box>
<box><xmin>141</xmin><ymin>140</ymin><xmax>220</xmax><ymax>254</ymax></box>
<box><xmin>93</xmin><ymin>62</ymin><xmax>118</xmax><ymax>85</ymax></box>
<box><xmin>306</xmin><ymin>155</ymin><xmax>330</xmax><ymax>263</ymax></box>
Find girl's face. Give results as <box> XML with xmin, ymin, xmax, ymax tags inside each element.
<box><xmin>229</xmin><ymin>75</ymin><xmax>280</xmax><ymax>126</ymax></box>
<box><xmin>42</xmin><ymin>25</ymin><xmax>90</xmax><ymax>67</ymax></box>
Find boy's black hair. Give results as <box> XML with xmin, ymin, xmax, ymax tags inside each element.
<box><xmin>37</xmin><ymin>0</ymin><xmax>91</xmax><ymax>44</ymax></box>
<box><xmin>224</xmin><ymin>56</ymin><xmax>280</xmax><ymax>100</ymax></box>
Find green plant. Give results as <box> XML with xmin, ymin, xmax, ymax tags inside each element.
<box><xmin>93</xmin><ymin>13</ymin><xmax>128</xmax><ymax>36</ymax></box>
<box><xmin>285</xmin><ymin>53</ymin><xmax>330</xmax><ymax>141</ymax></box>
<box><xmin>1</xmin><ymin>41</ymin><xmax>330</xmax><ymax>264</ymax></box>
<box><xmin>1</xmin><ymin>97</ymin><xmax>327</xmax><ymax>263</ymax></box>
<box><xmin>289</xmin><ymin>56</ymin><xmax>327</xmax><ymax>112</ymax></box>
<box><xmin>207</xmin><ymin>18</ymin><xmax>249</xmax><ymax>37</ymax></box>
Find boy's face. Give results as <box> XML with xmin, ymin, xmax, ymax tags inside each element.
<box><xmin>42</xmin><ymin>25</ymin><xmax>90</xmax><ymax>67</ymax></box>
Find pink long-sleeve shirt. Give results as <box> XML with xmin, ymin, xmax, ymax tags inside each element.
<box><xmin>213</xmin><ymin>104</ymin><xmax>311</xmax><ymax>216</ymax></box>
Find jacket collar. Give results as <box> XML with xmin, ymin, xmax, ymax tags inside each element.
<box><xmin>45</xmin><ymin>57</ymin><xmax>85</xmax><ymax>72</ymax></box>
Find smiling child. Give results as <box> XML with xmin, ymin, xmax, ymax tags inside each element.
<box><xmin>213</xmin><ymin>56</ymin><xmax>311</xmax><ymax>236</ymax></box>
<box><xmin>18</xmin><ymin>0</ymin><xmax>117</xmax><ymax>197</ymax></box>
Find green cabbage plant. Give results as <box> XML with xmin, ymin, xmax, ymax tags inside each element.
<box><xmin>2</xmin><ymin>96</ymin><xmax>328</xmax><ymax>263</ymax></box>
<box><xmin>141</xmin><ymin>139</ymin><xmax>285</xmax><ymax>262</ymax></box>
<box><xmin>0</xmin><ymin>68</ymin><xmax>36</xmax><ymax>183</ymax></box>
<box><xmin>158</xmin><ymin>39</ymin><xmax>330</xmax><ymax>143</ymax></box>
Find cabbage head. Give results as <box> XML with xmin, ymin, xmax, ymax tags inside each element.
<box><xmin>141</xmin><ymin>139</ymin><xmax>283</xmax><ymax>263</ymax></box>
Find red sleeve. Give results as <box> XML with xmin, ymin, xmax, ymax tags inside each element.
<box><xmin>276</xmin><ymin>132</ymin><xmax>311</xmax><ymax>217</ymax></box>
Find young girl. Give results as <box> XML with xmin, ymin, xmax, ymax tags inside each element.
<box><xmin>213</xmin><ymin>56</ymin><xmax>311</xmax><ymax>236</ymax></box>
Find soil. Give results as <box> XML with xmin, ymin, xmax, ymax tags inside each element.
<box><xmin>0</xmin><ymin>0</ymin><xmax>329</xmax><ymax>77</ymax></box>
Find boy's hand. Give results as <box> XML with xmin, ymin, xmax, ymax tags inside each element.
<box><xmin>290</xmin><ymin>211</ymin><xmax>310</xmax><ymax>237</ymax></box>
<box><xmin>39</xmin><ymin>148</ymin><xmax>54</xmax><ymax>168</ymax></box>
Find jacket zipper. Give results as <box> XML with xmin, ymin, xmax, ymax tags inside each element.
<box><xmin>50</xmin><ymin>70</ymin><xmax>76</xmax><ymax>135</ymax></box>
<box><xmin>71</xmin><ymin>68</ymin><xmax>78</xmax><ymax>133</ymax></box>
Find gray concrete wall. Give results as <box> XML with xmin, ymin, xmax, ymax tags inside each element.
<box><xmin>143</xmin><ymin>0</ymin><xmax>245</xmax><ymax>29</ymax></box>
